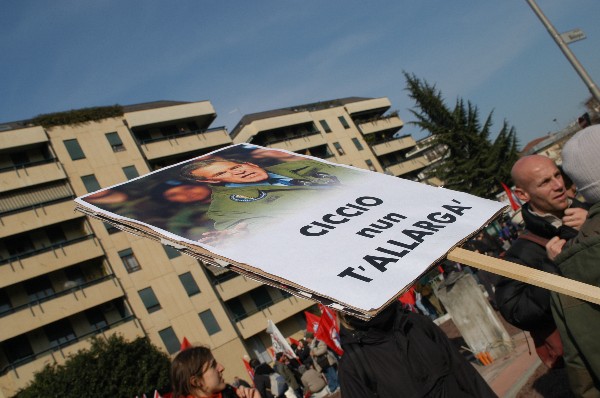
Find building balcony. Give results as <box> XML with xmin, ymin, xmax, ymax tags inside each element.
<box><xmin>0</xmin><ymin>199</ymin><xmax>84</xmax><ymax>239</ymax></box>
<box><xmin>0</xmin><ymin>235</ymin><xmax>103</xmax><ymax>289</ymax></box>
<box><xmin>139</xmin><ymin>127</ymin><xmax>231</xmax><ymax>161</ymax></box>
<box><xmin>215</xmin><ymin>274</ymin><xmax>262</xmax><ymax>301</ymax></box>
<box><xmin>384</xmin><ymin>155</ymin><xmax>430</xmax><ymax>177</ymax></box>
<box><xmin>0</xmin><ymin>275</ymin><xmax>124</xmax><ymax>342</ymax></box>
<box><xmin>370</xmin><ymin>135</ymin><xmax>416</xmax><ymax>156</ymax></box>
<box><xmin>358</xmin><ymin>116</ymin><xmax>404</xmax><ymax>136</ymax></box>
<box><xmin>266</xmin><ymin>131</ymin><xmax>326</xmax><ymax>152</ymax></box>
<box><xmin>124</xmin><ymin>101</ymin><xmax>217</xmax><ymax>129</ymax></box>
<box><xmin>0</xmin><ymin>159</ymin><xmax>66</xmax><ymax>194</ymax></box>
<box><xmin>0</xmin><ymin>126</ymin><xmax>47</xmax><ymax>151</ymax></box>
<box><xmin>0</xmin><ymin>316</ymin><xmax>142</xmax><ymax>397</ymax></box>
<box><xmin>234</xmin><ymin>295</ymin><xmax>314</xmax><ymax>339</ymax></box>
<box><xmin>344</xmin><ymin>98</ymin><xmax>392</xmax><ymax>116</ymax></box>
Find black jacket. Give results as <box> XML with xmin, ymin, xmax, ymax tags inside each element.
<box><xmin>253</xmin><ymin>363</ymin><xmax>276</xmax><ymax>398</ymax></box>
<box><xmin>338</xmin><ymin>302</ymin><xmax>496</xmax><ymax>398</ymax></box>
<box><xmin>495</xmin><ymin>201</ymin><xmax>584</xmax><ymax>331</ymax></box>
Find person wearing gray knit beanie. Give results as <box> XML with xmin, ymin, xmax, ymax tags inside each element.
<box><xmin>544</xmin><ymin>124</ymin><xmax>600</xmax><ymax>396</ymax></box>
<box><xmin>561</xmin><ymin>124</ymin><xmax>600</xmax><ymax>204</ymax></box>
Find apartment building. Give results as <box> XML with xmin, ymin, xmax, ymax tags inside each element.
<box><xmin>230</xmin><ymin>96</ymin><xmax>432</xmax><ymax>180</ymax></box>
<box><xmin>0</xmin><ymin>100</ymin><xmax>314</xmax><ymax>397</ymax></box>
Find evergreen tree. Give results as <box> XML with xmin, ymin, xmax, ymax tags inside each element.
<box><xmin>404</xmin><ymin>72</ymin><xmax>519</xmax><ymax>198</ymax></box>
<box><xmin>14</xmin><ymin>335</ymin><xmax>171</xmax><ymax>398</ymax></box>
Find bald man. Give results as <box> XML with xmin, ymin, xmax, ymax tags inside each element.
<box><xmin>495</xmin><ymin>155</ymin><xmax>588</xmax><ymax>369</ymax></box>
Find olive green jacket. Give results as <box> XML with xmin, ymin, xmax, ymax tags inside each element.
<box><xmin>552</xmin><ymin>202</ymin><xmax>600</xmax><ymax>397</ymax></box>
<box><xmin>207</xmin><ymin>160</ymin><xmax>359</xmax><ymax>231</ymax></box>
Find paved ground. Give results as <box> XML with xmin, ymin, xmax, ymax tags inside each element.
<box><xmin>438</xmin><ymin>314</ymin><xmax>573</xmax><ymax>397</ymax></box>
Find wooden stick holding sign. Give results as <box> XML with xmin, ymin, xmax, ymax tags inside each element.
<box><xmin>448</xmin><ymin>247</ymin><xmax>600</xmax><ymax>306</ymax></box>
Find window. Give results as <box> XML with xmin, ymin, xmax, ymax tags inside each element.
<box><xmin>136</xmin><ymin>129</ymin><xmax>151</xmax><ymax>143</ymax></box>
<box><xmin>160</xmin><ymin>125</ymin><xmax>178</xmax><ymax>136</ymax></box>
<box><xmin>5</xmin><ymin>234</ymin><xmax>34</xmax><ymax>257</ymax></box>
<box><xmin>105</xmin><ymin>132</ymin><xmax>125</xmax><ymax>152</ymax></box>
<box><xmin>338</xmin><ymin>116</ymin><xmax>350</xmax><ymax>129</ymax></box>
<box><xmin>122</xmin><ymin>165</ymin><xmax>139</xmax><ymax>180</ymax></box>
<box><xmin>46</xmin><ymin>225</ymin><xmax>67</xmax><ymax>246</ymax></box>
<box><xmin>85</xmin><ymin>308</ymin><xmax>108</xmax><ymax>331</ymax></box>
<box><xmin>365</xmin><ymin>159</ymin><xmax>376</xmax><ymax>172</ymax></box>
<box><xmin>186</xmin><ymin>121</ymin><xmax>199</xmax><ymax>131</ymax></box>
<box><xmin>44</xmin><ymin>319</ymin><xmax>76</xmax><ymax>348</ymax></box>
<box><xmin>179</xmin><ymin>272</ymin><xmax>201</xmax><ymax>296</ymax></box>
<box><xmin>139</xmin><ymin>287</ymin><xmax>161</xmax><ymax>313</ymax></box>
<box><xmin>10</xmin><ymin>151</ymin><xmax>30</xmax><ymax>166</ymax></box>
<box><xmin>163</xmin><ymin>244</ymin><xmax>181</xmax><ymax>259</ymax></box>
<box><xmin>159</xmin><ymin>327</ymin><xmax>180</xmax><ymax>354</ymax></box>
<box><xmin>319</xmin><ymin>120</ymin><xmax>332</xmax><ymax>133</ymax></box>
<box><xmin>0</xmin><ymin>289</ymin><xmax>12</xmax><ymax>316</ymax></box>
<box><xmin>25</xmin><ymin>276</ymin><xmax>55</xmax><ymax>302</ymax></box>
<box><xmin>2</xmin><ymin>335</ymin><xmax>33</xmax><ymax>363</ymax></box>
<box><xmin>352</xmin><ymin>138</ymin><xmax>364</xmax><ymax>151</ymax></box>
<box><xmin>333</xmin><ymin>142</ymin><xmax>345</xmax><ymax>156</ymax></box>
<box><xmin>119</xmin><ymin>248</ymin><xmax>141</xmax><ymax>273</ymax></box>
<box><xmin>81</xmin><ymin>174</ymin><xmax>101</xmax><ymax>192</ymax></box>
<box><xmin>64</xmin><ymin>139</ymin><xmax>85</xmax><ymax>160</ymax></box>
<box><xmin>104</xmin><ymin>222</ymin><xmax>119</xmax><ymax>234</ymax></box>
<box><xmin>250</xmin><ymin>286</ymin><xmax>273</xmax><ymax>310</ymax></box>
<box><xmin>226</xmin><ymin>297</ymin><xmax>247</xmax><ymax>321</ymax></box>
<box><xmin>65</xmin><ymin>266</ymin><xmax>86</xmax><ymax>287</ymax></box>
<box><xmin>199</xmin><ymin>309</ymin><xmax>221</xmax><ymax>335</ymax></box>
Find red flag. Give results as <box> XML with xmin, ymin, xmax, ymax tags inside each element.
<box><xmin>316</xmin><ymin>304</ymin><xmax>343</xmax><ymax>356</ymax></box>
<box><xmin>500</xmin><ymin>182</ymin><xmax>521</xmax><ymax>211</ymax></box>
<box><xmin>305</xmin><ymin>311</ymin><xmax>321</xmax><ymax>334</ymax></box>
<box><xmin>242</xmin><ymin>358</ymin><xmax>255</xmax><ymax>383</ymax></box>
<box><xmin>398</xmin><ymin>286</ymin><xmax>416</xmax><ymax>306</ymax></box>
<box><xmin>180</xmin><ymin>337</ymin><xmax>192</xmax><ymax>351</ymax></box>
<box><xmin>289</xmin><ymin>337</ymin><xmax>300</xmax><ymax>346</ymax></box>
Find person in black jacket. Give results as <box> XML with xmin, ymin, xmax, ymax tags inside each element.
<box><xmin>495</xmin><ymin>155</ymin><xmax>588</xmax><ymax>368</ymax></box>
<box><xmin>338</xmin><ymin>301</ymin><xmax>496</xmax><ymax>398</ymax></box>
<box><xmin>249</xmin><ymin>358</ymin><xmax>286</xmax><ymax>398</ymax></box>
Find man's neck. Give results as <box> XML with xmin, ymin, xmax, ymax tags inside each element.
<box><xmin>528</xmin><ymin>200</ymin><xmax>571</xmax><ymax>228</ymax></box>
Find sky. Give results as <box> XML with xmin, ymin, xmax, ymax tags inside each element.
<box><xmin>2</xmin><ymin>1</ymin><xmax>599</xmax><ymax>148</ymax></box>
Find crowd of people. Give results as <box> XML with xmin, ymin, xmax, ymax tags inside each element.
<box><xmin>159</xmin><ymin>125</ymin><xmax>600</xmax><ymax>398</ymax></box>
<box><xmin>166</xmin><ymin>332</ymin><xmax>342</xmax><ymax>398</ymax></box>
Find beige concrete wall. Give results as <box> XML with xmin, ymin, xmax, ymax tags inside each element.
<box><xmin>0</xmin><ymin>126</ymin><xmax>47</xmax><ymax>151</ymax></box>
<box><xmin>0</xmin><ymin>200</ymin><xmax>84</xmax><ymax>239</ymax></box>
<box><xmin>344</xmin><ymin>97</ymin><xmax>391</xmax><ymax>115</ymax></box>
<box><xmin>0</xmin><ymin>100</ymin><xmax>343</xmax><ymax>394</ymax></box>
<box><xmin>232</xmin><ymin>102</ymin><xmax>387</xmax><ymax>173</ymax></box>
<box><xmin>0</xmin><ymin>161</ymin><xmax>66</xmax><ymax>193</ymax></box>
<box><xmin>47</xmin><ymin>119</ymin><xmax>149</xmax><ymax>194</ymax></box>
<box><xmin>124</xmin><ymin>102</ymin><xmax>215</xmax><ymax>128</ymax></box>
<box><xmin>0</xmin><ymin>277</ymin><xmax>123</xmax><ymax>341</ymax></box>
<box><xmin>0</xmin><ymin>319</ymin><xmax>144</xmax><ymax>398</ymax></box>
<box><xmin>140</xmin><ymin>127</ymin><xmax>231</xmax><ymax>160</ymax></box>
<box><xmin>0</xmin><ymin>236</ymin><xmax>104</xmax><ymax>288</ymax></box>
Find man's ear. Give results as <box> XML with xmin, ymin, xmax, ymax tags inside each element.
<box><xmin>514</xmin><ymin>187</ymin><xmax>529</xmax><ymax>203</ymax></box>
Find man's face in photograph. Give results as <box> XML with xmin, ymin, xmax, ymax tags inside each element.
<box><xmin>192</xmin><ymin>161</ymin><xmax>269</xmax><ymax>184</ymax></box>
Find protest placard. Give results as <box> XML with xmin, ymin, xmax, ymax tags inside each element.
<box><xmin>75</xmin><ymin>144</ymin><xmax>506</xmax><ymax>318</ymax></box>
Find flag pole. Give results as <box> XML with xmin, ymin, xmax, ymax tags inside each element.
<box><xmin>448</xmin><ymin>247</ymin><xmax>600</xmax><ymax>305</ymax></box>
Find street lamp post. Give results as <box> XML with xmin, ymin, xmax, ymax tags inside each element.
<box><xmin>526</xmin><ymin>0</ymin><xmax>600</xmax><ymax>103</ymax></box>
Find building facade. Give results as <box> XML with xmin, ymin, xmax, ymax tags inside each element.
<box><xmin>231</xmin><ymin>97</ymin><xmax>434</xmax><ymax>180</ymax></box>
<box><xmin>0</xmin><ymin>100</ymin><xmax>314</xmax><ymax>397</ymax></box>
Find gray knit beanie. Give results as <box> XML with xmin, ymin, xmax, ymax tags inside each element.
<box><xmin>561</xmin><ymin>125</ymin><xmax>600</xmax><ymax>204</ymax></box>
